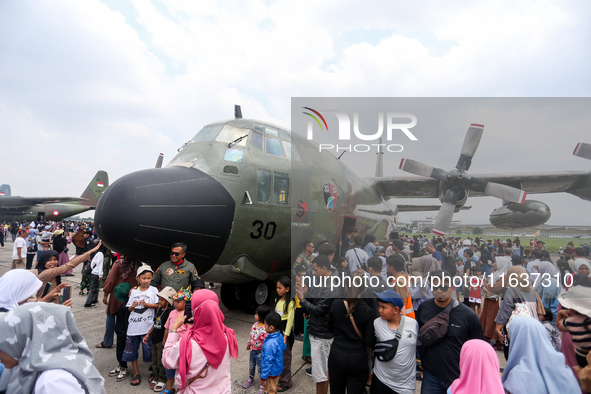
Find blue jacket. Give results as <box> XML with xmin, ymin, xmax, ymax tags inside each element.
<box><xmin>260</xmin><ymin>331</ymin><xmax>286</xmax><ymax>379</ymax></box>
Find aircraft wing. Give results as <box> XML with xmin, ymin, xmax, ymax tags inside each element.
<box><xmin>0</xmin><ymin>196</ymin><xmax>88</xmax><ymax>209</ymax></box>
<box><xmin>368</xmin><ymin>171</ymin><xmax>591</xmax><ymax>199</ymax></box>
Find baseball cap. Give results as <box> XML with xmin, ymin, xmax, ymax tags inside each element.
<box><xmin>157</xmin><ymin>286</ymin><xmax>177</xmax><ymax>306</ymax></box>
<box><xmin>44</xmin><ymin>225</ymin><xmax>51</xmax><ymax>230</ymax></box>
<box><xmin>136</xmin><ymin>263</ymin><xmax>154</xmax><ymax>278</ymax></box>
<box><xmin>192</xmin><ymin>278</ymin><xmax>206</xmax><ymax>289</ymax></box>
<box><xmin>462</xmin><ymin>240</ymin><xmax>472</xmax><ymax>246</ymax></box>
<box><xmin>376</xmin><ymin>245</ymin><xmax>386</xmax><ymax>253</ymax></box>
<box><xmin>375</xmin><ymin>290</ymin><xmax>404</xmax><ymax>309</ymax></box>
<box><xmin>455</xmin><ymin>257</ymin><xmax>464</xmax><ymax>261</ymax></box>
<box><xmin>17</xmin><ymin>229</ymin><xmax>28</xmax><ymax>235</ymax></box>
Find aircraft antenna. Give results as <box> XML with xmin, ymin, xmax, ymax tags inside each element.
<box><xmin>375</xmin><ymin>137</ymin><xmax>384</xmax><ymax>177</ymax></box>
<box><xmin>235</xmin><ymin>105</ymin><xmax>242</xmax><ymax>119</ymax></box>
<box><xmin>337</xmin><ymin>151</ymin><xmax>346</xmax><ymax>160</ymax></box>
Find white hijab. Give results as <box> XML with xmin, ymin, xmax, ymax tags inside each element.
<box><xmin>0</xmin><ymin>270</ymin><xmax>42</xmax><ymax>311</ymax></box>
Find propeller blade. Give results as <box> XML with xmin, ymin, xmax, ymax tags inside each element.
<box><xmin>574</xmin><ymin>143</ymin><xmax>591</xmax><ymax>160</ymax></box>
<box><xmin>399</xmin><ymin>159</ymin><xmax>448</xmax><ymax>181</ymax></box>
<box><xmin>432</xmin><ymin>188</ymin><xmax>461</xmax><ymax>236</ymax></box>
<box><xmin>484</xmin><ymin>182</ymin><xmax>527</xmax><ymax>204</ymax></box>
<box><xmin>155</xmin><ymin>153</ymin><xmax>163</xmax><ymax>169</ymax></box>
<box><xmin>456</xmin><ymin>123</ymin><xmax>484</xmax><ymax>171</ymax></box>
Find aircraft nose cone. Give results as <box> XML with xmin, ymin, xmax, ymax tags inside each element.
<box><xmin>95</xmin><ymin>166</ymin><xmax>235</xmax><ymax>273</ymax></box>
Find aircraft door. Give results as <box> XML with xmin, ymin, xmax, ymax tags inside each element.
<box><xmin>343</xmin><ymin>216</ymin><xmax>357</xmax><ymax>233</ymax></box>
<box><xmin>37</xmin><ymin>212</ymin><xmax>45</xmax><ymax>222</ymax></box>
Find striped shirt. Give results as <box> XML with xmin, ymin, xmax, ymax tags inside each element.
<box><xmin>564</xmin><ymin>314</ymin><xmax>591</xmax><ymax>358</ymax></box>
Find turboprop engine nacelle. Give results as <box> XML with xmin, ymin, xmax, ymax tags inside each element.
<box><xmin>489</xmin><ymin>200</ymin><xmax>551</xmax><ymax>229</ymax></box>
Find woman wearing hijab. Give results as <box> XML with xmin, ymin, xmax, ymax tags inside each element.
<box><xmin>502</xmin><ymin>316</ymin><xmax>580</xmax><ymax>394</ymax></box>
<box><xmin>0</xmin><ymin>270</ymin><xmax>72</xmax><ymax>393</ymax></box>
<box><xmin>480</xmin><ymin>253</ymin><xmax>512</xmax><ymax>350</ymax></box>
<box><xmin>0</xmin><ymin>303</ymin><xmax>106</xmax><ymax>394</ymax></box>
<box><xmin>52</xmin><ymin>229</ymin><xmax>73</xmax><ymax>276</ymax></box>
<box><xmin>96</xmin><ymin>256</ymin><xmax>140</xmax><ymax>349</ymax></box>
<box><xmin>36</xmin><ymin>242</ymin><xmax>101</xmax><ymax>301</ymax></box>
<box><xmin>447</xmin><ymin>339</ymin><xmax>504</xmax><ymax>394</ymax></box>
<box><xmin>494</xmin><ymin>265</ymin><xmax>545</xmax><ymax>359</ymax></box>
<box><xmin>163</xmin><ymin>289</ymin><xmax>239</xmax><ymax>393</ymax></box>
<box><xmin>410</xmin><ymin>255</ymin><xmax>438</xmax><ymax>310</ymax></box>
<box><xmin>574</xmin><ymin>259</ymin><xmax>591</xmax><ymax>277</ymax></box>
<box><xmin>532</xmin><ymin>259</ymin><xmax>560</xmax><ymax>324</ymax></box>
<box><xmin>0</xmin><ymin>269</ymin><xmax>43</xmax><ymax>313</ymax></box>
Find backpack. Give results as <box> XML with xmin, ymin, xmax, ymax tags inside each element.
<box><xmin>417</xmin><ymin>299</ymin><xmax>457</xmax><ymax>348</ymax></box>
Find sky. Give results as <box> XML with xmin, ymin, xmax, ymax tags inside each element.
<box><xmin>1</xmin><ymin>0</ymin><xmax>590</xmax><ymax>225</ymax></box>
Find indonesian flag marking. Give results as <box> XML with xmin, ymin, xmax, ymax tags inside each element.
<box><xmin>97</xmin><ymin>182</ymin><xmax>104</xmax><ymax>187</ymax></box>
<box><xmin>0</xmin><ymin>192</ymin><xmax>4</xmax><ymax>195</ymax></box>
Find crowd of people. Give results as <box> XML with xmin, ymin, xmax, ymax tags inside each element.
<box><xmin>2</xmin><ymin>221</ymin><xmax>591</xmax><ymax>393</ymax></box>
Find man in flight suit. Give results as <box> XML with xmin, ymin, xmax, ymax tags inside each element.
<box><xmin>151</xmin><ymin>242</ymin><xmax>199</xmax><ymax>291</ymax></box>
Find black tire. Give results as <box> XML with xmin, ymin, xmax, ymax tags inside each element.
<box><xmin>220</xmin><ymin>283</ymin><xmax>241</xmax><ymax>310</ymax></box>
<box><xmin>239</xmin><ymin>281</ymin><xmax>271</xmax><ymax>314</ymax></box>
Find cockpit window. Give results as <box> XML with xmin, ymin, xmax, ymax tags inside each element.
<box><xmin>191</xmin><ymin>124</ymin><xmax>223</xmax><ymax>143</ymax></box>
<box><xmin>266</xmin><ymin>137</ymin><xmax>284</xmax><ymax>157</ymax></box>
<box><xmin>282</xmin><ymin>141</ymin><xmax>301</xmax><ymax>161</ymax></box>
<box><xmin>216</xmin><ymin>125</ymin><xmax>249</xmax><ymax>146</ymax></box>
<box><xmin>278</xmin><ymin>128</ymin><xmax>291</xmax><ymax>141</ymax></box>
<box><xmin>256</xmin><ymin>169</ymin><xmax>271</xmax><ymax>203</ymax></box>
<box><xmin>223</xmin><ymin>148</ymin><xmax>243</xmax><ymax>163</ymax></box>
<box><xmin>265</xmin><ymin>126</ymin><xmax>278</xmax><ymax>137</ymax></box>
<box><xmin>273</xmin><ymin>172</ymin><xmax>289</xmax><ymax>204</ymax></box>
<box><xmin>250</xmin><ymin>131</ymin><xmax>263</xmax><ymax>152</ymax></box>
<box><xmin>254</xmin><ymin>124</ymin><xmax>265</xmax><ymax>133</ymax></box>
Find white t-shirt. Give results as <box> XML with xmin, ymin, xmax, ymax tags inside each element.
<box><xmin>34</xmin><ymin>369</ymin><xmax>86</xmax><ymax>394</ymax></box>
<box><xmin>91</xmin><ymin>252</ymin><xmax>104</xmax><ymax>276</ymax></box>
<box><xmin>126</xmin><ymin>286</ymin><xmax>159</xmax><ymax>336</ymax></box>
<box><xmin>373</xmin><ymin>316</ymin><xmax>418</xmax><ymax>394</ymax></box>
<box><xmin>12</xmin><ymin>237</ymin><xmax>27</xmax><ymax>259</ymax></box>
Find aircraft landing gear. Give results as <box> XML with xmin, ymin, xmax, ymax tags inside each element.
<box><xmin>220</xmin><ymin>281</ymin><xmax>271</xmax><ymax>314</ymax></box>
<box><xmin>220</xmin><ymin>284</ymin><xmax>241</xmax><ymax>311</ymax></box>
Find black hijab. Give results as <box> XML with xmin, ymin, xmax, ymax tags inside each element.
<box><xmin>37</xmin><ymin>250</ymin><xmax>61</xmax><ymax>285</ymax></box>
<box><xmin>53</xmin><ymin>234</ymin><xmax>67</xmax><ymax>254</ymax></box>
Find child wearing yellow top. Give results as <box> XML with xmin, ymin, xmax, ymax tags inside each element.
<box><xmin>274</xmin><ymin>276</ymin><xmax>295</xmax><ymax>392</ymax></box>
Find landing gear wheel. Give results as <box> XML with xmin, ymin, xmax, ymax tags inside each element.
<box><xmin>220</xmin><ymin>283</ymin><xmax>241</xmax><ymax>310</ymax></box>
<box><xmin>239</xmin><ymin>281</ymin><xmax>270</xmax><ymax>314</ymax></box>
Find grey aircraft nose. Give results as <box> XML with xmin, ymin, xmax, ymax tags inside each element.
<box><xmin>95</xmin><ymin>166</ymin><xmax>235</xmax><ymax>273</ymax></box>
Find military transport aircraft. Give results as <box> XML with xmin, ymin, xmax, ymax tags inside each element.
<box><xmin>0</xmin><ymin>171</ymin><xmax>109</xmax><ymax>222</ymax></box>
<box><xmin>94</xmin><ymin>108</ymin><xmax>591</xmax><ymax>312</ymax></box>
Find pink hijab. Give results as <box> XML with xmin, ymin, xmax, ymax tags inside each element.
<box><xmin>178</xmin><ymin>289</ymin><xmax>239</xmax><ymax>388</ymax></box>
<box><xmin>448</xmin><ymin>339</ymin><xmax>505</xmax><ymax>394</ymax></box>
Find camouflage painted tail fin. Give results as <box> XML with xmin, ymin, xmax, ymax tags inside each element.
<box><xmin>80</xmin><ymin>171</ymin><xmax>109</xmax><ymax>207</ymax></box>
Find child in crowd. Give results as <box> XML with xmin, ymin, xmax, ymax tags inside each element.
<box><xmin>261</xmin><ymin>312</ymin><xmax>286</xmax><ymax>394</ymax></box>
<box><xmin>557</xmin><ymin>285</ymin><xmax>591</xmax><ymax>368</ymax></box>
<box><xmin>541</xmin><ymin>307</ymin><xmax>561</xmax><ymax>351</ymax></box>
<box><xmin>108</xmin><ymin>282</ymin><xmax>132</xmax><ymax>382</ymax></box>
<box><xmin>122</xmin><ymin>264</ymin><xmax>159</xmax><ymax>386</ymax></box>
<box><xmin>293</xmin><ymin>263</ymin><xmax>307</xmax><ymax>336</ymax></box>
<box><xmin>192</xmin><ymin>278</ymin><xmax>206</xmax><ymax>292</ymax></box>
<box><xmin>161</xmin><ymin>287</ymin><xmax>192</xmax><ymax>393</ymax></box>
<box><xmin>275</xmin><ymin>277</ymin><xmax>295</xmax><ymax>392</ymax></box>
<box><xmin>243</xmin><ymin>305</ymin><xmax>270</xmax><ymax>393</ymax></box>
<box><xmin>164</xmin><ymin>287</ymin><xmax>192</xmax><ymax>341</ymax></box>
<box><xmin>143</xmin><ymin>286</ymin><xmax>176</xmax><ymax>392</ymax></box>
<box><xmin>455</xmin><ymin>257</ymin><xmax>465</xmax><ymax>300</ymax></box>
<box><xmin>468</xmin><ymin>266</ymin><xmax>482</xmax><ymax>315</ymax></box>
